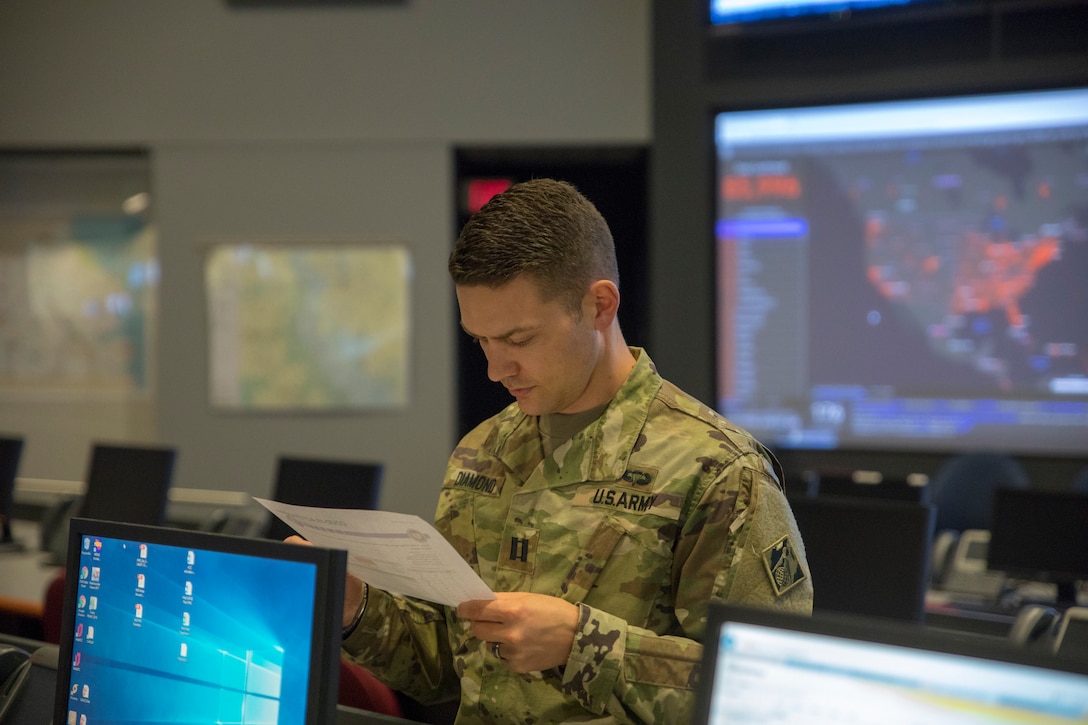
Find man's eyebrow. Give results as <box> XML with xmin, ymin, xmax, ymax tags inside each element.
<box><xmin>459</xmin><ymin>322</ymin><xmax>537</xmax><ymax>341</ymax></box>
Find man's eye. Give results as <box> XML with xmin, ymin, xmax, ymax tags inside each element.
<box><xmin>509</xmin><ymin>338</ymin><xmax>532</xmax><ymax>347</ymax></box>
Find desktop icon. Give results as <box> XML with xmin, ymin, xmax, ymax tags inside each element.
<box><xmin>78</xmin><ymin>595</ymin><xmax>86</xmax><ymax>609</ymax></box>
<box><xmin>180</xmin><ymin>642</ymin><xmax>188</xmax><ymax>658</ymax></box>
<box><xmin>76</xmin><ymin>623</ymin><xmax>83</xmax><ymax>638</ymax></box>
<box><xmin>82</xmin><ymin>537</ymin><xmax>90</xmax><ymax>551</ymax></box>
<box><xmin>79</xmin><ymin>567</ymin><xmax>89</xmax><ymax>580</ymax></box>
<box><xmin>187</xmin><ymin>550</ymin><xmax>195</xmax><ymax>566</ymax></box>
<box><xmin>86</xmin><ymin>626</ymin><xmax>94</xmax><ymax>640</ymax></box>
<box><xmin>182</xmin><ymin>611</ymin><xmax>190</xmax><ymax>627</ymax></box>
<box><xmin>137</xmin><ymin>573</ymin><xmax>145</xmax><ymax>589</ymax></box>
<box><xmin>80</xmin><ymin>714</ymin><xmax>86</xmax><ymax>725</ymax></box>
<box><xmin>73</xmin><ymin>652</ymin><xmax>80</xmax><ymax>667</ymax></box>
<box><xmin>70</xmin><ymin>684</ymin><xmax>78</xmax><ymax>696</ymax></box>
<box><xmin>135</xmin><ymin>603</ymin><xmax>143</xmax><ymax>619</ymax></box>
<box><xmin>184</xmin><ymin>581</ymin><xmax>193</xmax><ymax>596</ymax></box>
<box><xmin>67</xmin><ymin>710</ymin><xmax>76</xmax><ymax>725</ymax></box>
<box><xmin>82</xmin><ymin>684</ymin><xmax>89</xmax><ymax>698</ymax></box>
<box><xmin>88</xmin><ymin>596</ymin><xmax>97</xmax><ymax>611</ymax></box>
<box><xmin>90</xmin><ymin>567</ymin><xmax>100</xmax><ymax>582</ymax></box>
<box><xmin>139</xmin><ymin>543</ymin><xmax>147</xmax><ymax>559</ymax></box>
<box><xmin>93</xmin><ymin>538</ymin><xmax>102</xmax><ymax>552</ymax></box>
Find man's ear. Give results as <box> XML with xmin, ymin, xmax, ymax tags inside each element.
<box><xmin>587</xmin><ymin>280</ymin><xmax>620</xmax><ymax>330</ymax></box>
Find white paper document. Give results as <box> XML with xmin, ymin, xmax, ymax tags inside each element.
<box><xmin>255</xmin><ymin>498</ymin><xmax>496</xmax><ymax>607</ymax></box>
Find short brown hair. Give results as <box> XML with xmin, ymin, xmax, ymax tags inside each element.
<box><xmin>448</xmin><ymin>178</ymin><xmax>618</xmax><ymax>315</ymax></box>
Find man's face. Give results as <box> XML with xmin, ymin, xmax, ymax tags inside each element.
<box><xmin>456</xmin><ymin>275</ymin><xmax>601</xmax><ymax>416</ymax></box>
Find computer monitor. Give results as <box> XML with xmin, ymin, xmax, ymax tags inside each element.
<box><xmin>788</xmin><ymin>496</ymin><xmax>935</xmax><ymax>622</ymax></box>
<box><xmin>0</xmin><ymin>436</ymin><xmax>24</xmax><ymax>551</ymax></box>
<box><xmin>987</xmin><ymin>487</ymin><xmax>1088</xmax><ymax>607</ymax></box>
<box><xmin>694</xmin><ymin>604</ymin><xmax>1088</xmax><ymax>725</ymax></box>
<box><xmin>265</xmin><ymin>456</ymin><xmax>383</xmax><ymax>541</ymax></box>
<box><xmin>54</xmin><ymin>517</ymin><xmax>346</xmax><ymax>725</ymax></box>
<box><xmin>811</xmin><ymin>469</ymin><xmax>930</xmax><ymax>503</ymax></box>
<box><xmin>79</xmin><ymin>443</ymin><xmax>177</xmax><ymax>526</ymax></box>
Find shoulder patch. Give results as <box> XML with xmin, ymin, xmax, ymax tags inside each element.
<box><xmin>762</xmin><ymin>534</ymin><xmax>807</xmax><ymax>597</ymax></box>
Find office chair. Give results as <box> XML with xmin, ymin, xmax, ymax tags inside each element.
<box><xmin>338</xmin><ymin>659</ymin><xmax>403</xmax><ymax>718</ymax></box>
<box><xmin>929</xmin><ymin>452</ymin><xmax>1030</xmax><ymax>534</ymax></box>
<box><xmin>41</xmin><ymin>570</ymin><xmax>66</xmax><ymax>645</ymax></box>
<box><xmin>264</xmin><ymin>455</ymin><xmax>383</xmax><ymax>541</ymax></box>
<box><xmin>1008</xmin><ymin>604</ymin><xmax>1061</xmax><ymax>651</ymax></box>
<box><xmin>1053</xmin><ymin>606</ymin><xmax>1088</xmax><ymax>661</ymax></box>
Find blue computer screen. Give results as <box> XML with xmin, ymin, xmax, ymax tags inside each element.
<box><xmin>64</xmin><ymin>533</ymin><xmax>318</xmax><ymax>725</ymax></box>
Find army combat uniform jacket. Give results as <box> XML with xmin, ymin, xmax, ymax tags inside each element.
<box><xmin>343</xmin><ymin>348</ymin><xmax>813</xmax><ymax>724</ymax></box>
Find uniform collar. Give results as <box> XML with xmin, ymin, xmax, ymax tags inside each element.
<box><xmin>487</xmin><ymin>348</ymin><xmax>662</xmax><ymax>487</ymax></box>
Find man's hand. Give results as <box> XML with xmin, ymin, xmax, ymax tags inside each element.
<box><xmin>458</xmin><ymin>592</ymin><xmax>579</xmax><ymax>673</ymax></box>
<box><xmin>285</xmin><ymin>535</ymin><xmax>366</xmax><ymax>629</ymax></box>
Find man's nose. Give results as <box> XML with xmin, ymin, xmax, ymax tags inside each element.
<box><xmin>483</xmin><ymin>345</ymin><xmax>516</xmax><ymax>383</ymax></box>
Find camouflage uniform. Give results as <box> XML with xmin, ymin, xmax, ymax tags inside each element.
<box><xmin>343</xmin><ymin>348</ymin><xmax>812</xmax><ymax>724</ymax></box>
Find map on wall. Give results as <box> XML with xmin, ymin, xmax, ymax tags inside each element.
<box><xmin>0</xmin><ymin>218</ymin><xmax>157</xmax><ymax>395</ymax></box>
<box><xmin>205</xmin><ymin>243</ymin><xmax>411</xmax><ymax>410</ymax></box>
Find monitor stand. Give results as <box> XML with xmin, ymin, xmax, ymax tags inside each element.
<box><xmin>0</xmin><ymin>519</ymin><xmax>26</xmax><ymax>553</ymax></box>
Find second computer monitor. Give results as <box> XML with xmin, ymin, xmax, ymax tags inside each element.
<box><xmin>789</xmin><ymin>496</ymin><xmax>936</xmax><ymax>622</ymax></box>
<box><xmin>987</xmin><ymin>487</ymin><xmax>1088</xmax><ymax>606</ymax></box>
<box><xmin>266</xmin><ymin>456</ymin><xmax>383</xmax><ymax>541</ymax></box>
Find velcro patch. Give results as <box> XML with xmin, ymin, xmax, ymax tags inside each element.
<box><xmin>762</xmin><ymin>534</ymin><xmax>806</xmax><ymax>597</ymax></box>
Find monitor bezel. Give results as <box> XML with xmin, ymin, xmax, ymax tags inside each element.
<box><xmin>694</xmin><ymin>603</ymin><xmax>1088</xmax><ymax>724</ymax></box>
<box><xmin>53</xmin><ymin>517</ymin><xmax>346</xmax><ymax>725</ymax></box>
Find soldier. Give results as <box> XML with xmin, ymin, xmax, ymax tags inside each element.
<box><xmin>338</xmin><ymin>178</ymin><xmax>812</xmax><ymax>723</ymax></box>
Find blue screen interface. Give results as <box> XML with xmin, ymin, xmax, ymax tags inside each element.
<box><xmin>65</xmin><ymin>534</ymin><xmax>318</xmax><ymax>725</ymax></box>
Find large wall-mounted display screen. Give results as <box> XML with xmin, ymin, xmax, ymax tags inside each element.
<box><xmin>709</xmin><ymin>0</ymin><xmax>945</xmax><ymax>27</ymax></box>
<box><xmin>714</xmin><ymin>86</ymin><xmax>1088</xmax><ymax>455</ymax></box>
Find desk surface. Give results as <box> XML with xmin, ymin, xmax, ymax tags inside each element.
<box><xmin>0</xmin><ymin>520</ymin><xmax>62</xmax><ymax>619</ymax></box>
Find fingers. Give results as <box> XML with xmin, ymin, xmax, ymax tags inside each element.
<box><xmin>457</xmin><ymin>597</ymin><xmax>504</xmax><ymax>622</ymax></box>
<box><xmin>458</xmin><ymin>593</ymin><xmax>578</xmax><ymax>673</ymax></box>
<box><xmin>283</xmin><ymin>535</ymin><xmax>311</xmax><ymax>546</ymax></box>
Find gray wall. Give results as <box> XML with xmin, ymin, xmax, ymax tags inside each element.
<box><xmin>0</xmin><ymin>0</ymin><xmax>651</xmax><ymax>519</ymax></box>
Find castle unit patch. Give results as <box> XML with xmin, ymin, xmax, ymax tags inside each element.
<box><xmin>762</xmin><ymin>534</ymin><xmax>806</xmax><ymax>597</ymax></box>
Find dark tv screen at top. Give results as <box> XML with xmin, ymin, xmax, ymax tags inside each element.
<box><xmin>713</xmin><ymin>86</ymin><xmax>1088</xmax><ymax>456</ymax></box>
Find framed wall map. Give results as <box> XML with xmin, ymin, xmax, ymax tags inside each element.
<box><xmin>205</xmin><ymin>242</ymin><xmax>411</xmax><ymax>410</ymax></box>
